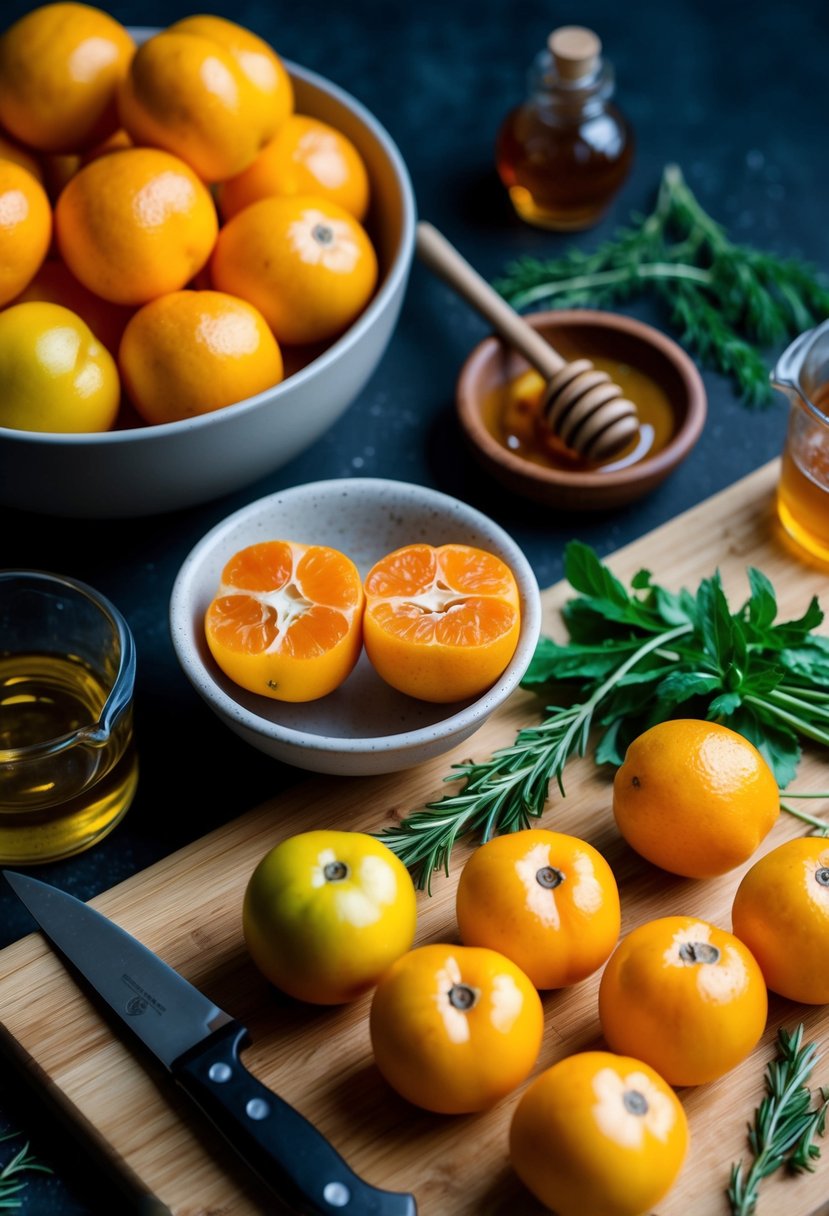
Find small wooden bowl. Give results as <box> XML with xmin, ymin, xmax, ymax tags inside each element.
<box><xmin>456</xmin><ymin>310</ymin><xmax>707</xmax><ymax>511</ymax></box>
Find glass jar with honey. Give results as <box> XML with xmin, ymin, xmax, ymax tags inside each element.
<box><xmin>496</xmin><ymin>25</ymin><xmax>634</xmax><ymax>231</ymax></box>
<box><xmin>771</xmin><ymin>319</ymin><xmax>829</xmax><ymax>565</ymax></box>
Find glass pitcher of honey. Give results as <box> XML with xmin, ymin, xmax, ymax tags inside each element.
<box><xmin>771</xmin><ymin>319</ymin><xmax>829</xmax><ymax>564</ymax></box>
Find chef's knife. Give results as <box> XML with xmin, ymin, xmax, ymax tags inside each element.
<box><xmin>4</xmin><ymin>871</ymin><xmax>417</xmax><ymax>1216</ymax></box>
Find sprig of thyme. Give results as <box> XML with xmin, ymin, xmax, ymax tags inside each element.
<box><xmin>376</xmin><ymin>541</ymin><xmax>829</xmax><ymax>890</ymax></box>
<box><xmin>728</xmin><ymin>1026</ymin><xmax>828</xmax><ymax>1216</ymax></box>
<box><xmin>0</xmin><ymin>1133</ymin><xmax>50</xmax><ymax>1209</ymax></box>
<box><xmin>493</xmin><ymin>163</ymin><xmax>829</xmax><ymax>405</ymax></box>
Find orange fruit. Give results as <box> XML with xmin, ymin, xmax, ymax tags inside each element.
<box><xmin>369</xmin><ymin>942</ymin><xmax>543</xmax><ymax>1114</ymax></box>
<box><xmin>168</xmin><ymin>14</ymin><xmax>293</xmax><ymax>132</ymax></box>
<box><xmin>14</xmin><ymin>259</ymin><xmax>133</xmax><ymax>357</ymax></box>
<box><xmin>0</xmin><ymin>301</ymin><xmax>120</xmax><ymax>434</ymax></box>
<box><xmin>456</xmin><ymin>829</ymin><xmax>620</xmax><ymax>989</ymax></box>
<box><xmin>243</xmin><ymin>829</ymin><xmax>417</xmax><ymax>1006</ymax></box>
<box><xmin>218</xmin><ymin>114</ymin><xmax>370</xmax><ymax>222</ymax></box>
<box><xmin>0</xmin><ymin>161</ymin><xmax>52</xmax><ymax>306</ymax></box>
<box><xmin>119</xmin><ymin>290</ymin><xmax>283</xmax><ymax>425</ymax></box>
<box><xmin>204</xmin><ymin>540</ymin><xmax>365</xmax><ymax>703</ymax></box>
<box><xmin>40</xmin><ymin>132</ymin><xmax>132</xmax><ymax>202</ymax></box>
<box><xmin>210</xmin><ymin>194</ymin><xmax>378</xmax><ymax>346</ymax></box>
<box><xmin>362</xmin><ymin>543</ymin><xmax>521</xmax><ymax>703</ymax></box>
<box><xmin>612</xmin><ymin>719</ymin><xmax>780</xmax><ymax>878</ymax></box>
<box><xmin>732</xmin><ymin>836</ymin><xmax>829</xmax><ymax>1004</ymax></box>
<box><xmin>598</xmin><ymin>916</ymin><xmax>768</xmax><ymax>1086</ymax></box>
<box><xmin>510</xmin><ymin>1051</ymin><xmax>689</xmax><ymax>1216</ymax></box>
<box><xmin>118</xmin><ymin>20</ymin><xmax>289</xmax><ymax>183</ymax></box>
<box><xmin>55</xmin><ymin>147</ymin><xmax>218</xmax><ymax>306</ymax></box>
<box><xmin>0</xmin><ymin>133</ymin><xmax>44</xmax><ymax>183</ymax></box>
<box><xmin>0</xmin><ymin>3</ymin><xmax>134</xmax><ymax>153</ymax></box>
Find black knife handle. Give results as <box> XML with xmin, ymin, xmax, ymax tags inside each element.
<box><xmin>172</xmin><ymin>1022</ymin><xmax>416</xmax><ymax>1216</ymax></box>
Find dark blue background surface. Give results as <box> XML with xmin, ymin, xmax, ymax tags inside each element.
<box><xmin>0</xmin><ymin>0</ymin><xmax>827</xmax><ymax>1210</ymax></box>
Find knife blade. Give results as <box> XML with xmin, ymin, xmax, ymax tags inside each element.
<box><xmin>4</xmin><ymin>871</ymin><xmax>417</xmax><ymax>1216</ymax></box>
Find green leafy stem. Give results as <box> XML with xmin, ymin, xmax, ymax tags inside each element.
<box><xmin>728</xmin><ymin>1026</ymin><xmax>828</xmax><ymax>1215</ymax></box>
<box><xmin>377</xmin><ymin>542</ymin><xmax>829</xmax><ymax>890</ymax></box>
<box><xmin>0</xmin><ymin>1133</ymin><xmax>50</xmax><ymax>1210</ymax></box>
<box><xmin>493</xmin><ymin>163</ymin><xmax>829</xmax><ymax>405</ymax></box>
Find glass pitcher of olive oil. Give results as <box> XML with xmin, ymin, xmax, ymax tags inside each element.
<box><xmin>0</xmin><ymin>571</ymin><xmax>138</xmax><ymax>863</ymax></box>
<box><xmin>771</xmin><ymin>319</ymin><xmax>829</xmax><ymax>565</ymax></box>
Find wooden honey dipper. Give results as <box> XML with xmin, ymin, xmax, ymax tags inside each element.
<box><xmin>416</xmin><ymin>221</ymin><xmax>640</xmax><ymax>462</ymax></box>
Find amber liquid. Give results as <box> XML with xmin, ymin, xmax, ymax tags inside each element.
<box><xmin>0</xmin><ymin>653</ymin><xmax>138</xmax><ymax>863</ymax></box>
<box><xmin>496</xmin><ymin>102</ymin><xmax>634</xmax><ymax>230</ymax></box>
<box><xmin>483</xmin><ymin>360</ymin><xmax>675</xmax><ymax>473</ymax></box>
<box><xmin>777</xmin><ymin>431</ymin><xmax>829</xmax><ymax>565</ymax></box>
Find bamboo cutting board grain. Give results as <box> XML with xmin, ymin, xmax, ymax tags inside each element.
<box><xmin>2</xmin><ymin>460</ymin><xmax>829</xmax><ymax>1216</ymax></box>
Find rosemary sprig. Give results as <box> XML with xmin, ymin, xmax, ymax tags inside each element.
<box><xmin>377</xmin><ymin>621</ymin><xmax>690</xmax><ymax>891</ymax></box>
<box><xmin>728</xmin><ymin>1026</ymin><xmax>828</xmax><ymax>1216</ymax></box>
<box><xmin>375</xmin><ymin>542</ymin><xmax>829</xmax><ymax>890</ymax></box>
<box><xmin>493</xmin><ymin>163</ymin><xmax>829</xmax><ymax>405</ymax></box>
<box><xmin>0</xmin><ymin>1133</ymin><xmax>50</xmax><ymax>1209</ymax></box>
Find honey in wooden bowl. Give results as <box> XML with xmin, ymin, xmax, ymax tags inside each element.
<box><xmin>457</xmin><ymin>309</ymin><xmax>707</xmax><ymax>511</ymax></box>
<box><xmin>486</xmin><ymin>359</ymin><xmax>675</xmax><ymax>475</ymax></box>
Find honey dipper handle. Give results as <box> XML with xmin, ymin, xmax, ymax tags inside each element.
<box><xmin>415</xmin><ymin>222</ymin><xmax>566</xmax><ymax>378</ymax></box>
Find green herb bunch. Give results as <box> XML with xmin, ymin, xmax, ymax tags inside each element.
<box><xmin>377</xmin><ymin>542</ymin><xmax>829</xmax><ymax>889</ymax></box>
<box><xmin>493</xmin><ymin>163</ymin><xmax>829</xmax><ymax>405</ymax></box>
<box><xmin>0</xmin><ymin>1132</ymin><xmax>50</xmax><ymax>1209</ymax></box>
<box><xmin>728</xmin><ymin>1025</ymin><xmax>828</xmax><ymax>1215</ymax></box>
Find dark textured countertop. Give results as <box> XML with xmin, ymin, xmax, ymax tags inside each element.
<box><xmin>0</xmin><ymin>0</ymin><xmax>827</xmax><ymax>1210</ymax></box>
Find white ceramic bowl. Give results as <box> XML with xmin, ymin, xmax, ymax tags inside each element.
<box><xmin>170</xmin><ymin>478</ymin><xmax>542</xmax><ymax>776</ymax></box>
<box><xmin>0</xmin><ymin>56</ymin><xmax>416</xmax><ymax>519</ymax></box>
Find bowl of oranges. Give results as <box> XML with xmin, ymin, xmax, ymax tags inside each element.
<box><xmin>0</xmin><ymin>7</ymin><xmax>415</xmax><ymax>518</ymax></box>
<box><xmin>169</xmin><ymin>477</ymin><xmax>542</xmax><ymax>775</ymax></box>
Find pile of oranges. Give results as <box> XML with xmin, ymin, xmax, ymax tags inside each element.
<box><xmin>240</xmin><ymin>714</ymin><xmax>829</xmax><ymax>1216</ymax></box>
<box><xmin>0</xmin><ymin>3</ymin><xmax>379</xmax><ymax>433</ymax></box>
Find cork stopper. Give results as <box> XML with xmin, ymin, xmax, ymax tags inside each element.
<box><xmin>548</xmin><ymin>26</ymin><xmax>602</xmax><ymax>80</ymax></box>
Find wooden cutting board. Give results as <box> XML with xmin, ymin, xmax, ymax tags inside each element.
<box><xmin>2</xmin><ymin>460</ymin><xmax>829</xmax><ymax>1216</ymax></box>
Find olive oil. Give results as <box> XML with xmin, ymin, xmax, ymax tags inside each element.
<box><xmin>483</xmin><ymin>360</ymin><xmax>675</xmax><ymax>473</ymax></box>
<box><xmin>0</xmin><ymin>652</ymin><xmax>137</xmax><ymax>863</ymax></box>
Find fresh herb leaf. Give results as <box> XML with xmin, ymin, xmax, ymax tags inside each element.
<box><xmin>0</xmin><ymin>1133</ymin><xmax>50</xmax><ymax>1209</ymax></box>
<box><xmin>709</xmin><ymin>691</ymin><xmax>744</xmax><ymax>717</ymax></box>
<box><xmin>657</xmin><ymin>670</ymin><xmax>722</xmax><ymax>708</ymax></box>
<box><xmin>728</xmin><ymin>1026</ymin><xmax>828</xmax><ymax>1216</ymax></box>
<box><xmin>493</xmin><ymin>163</ymin><xmax>829</xmax><ymax>406</ymax></box>
<box><xmin>747</xmin><ymin>568</ymin><xmax>778</xmax><ymax>632</ymax></box>
<box><xmin>376</xmin><ymin>542</ymin><xmax>829</xmax><ymax>889</ymax></box>
<box><xmin>564</xmin><ymin>540</ymin><xmax>630</xmax><ymax>605</ymax></box>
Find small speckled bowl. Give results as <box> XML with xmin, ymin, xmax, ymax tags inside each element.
<box><xmin>169</xmin><ymin>478</ymin><xmax>541</xmax><ymax>776</ymax></box>
<box><xmin>457</xmin><ymin>310</ymin><xmax>707</xmax><ymax>511</ymax></box>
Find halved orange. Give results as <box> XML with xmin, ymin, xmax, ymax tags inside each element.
<box><xmin>363</xmin><ymin>543</ymin><xmax>521</xmax><ymax>703</ymax></box>
<box><xmin>204</xmin><ymin>540</ymin><xmax>364</xmax><ymax>703</ymax></box>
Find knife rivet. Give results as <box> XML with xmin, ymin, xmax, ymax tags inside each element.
<box><xmin>323</xmin><ymin>1181</ymin><xmax>351</xmax><ymax>1207</ymax></box>
<box><xmin>208</xmin><ymin>1062</ymin><xmax>232</xmax><ymax>1083</ymax></box>
<box><xmin>246</xmin><ymin>1097</ymin><xmax>270</xmax><ymax>1120</ymax></box>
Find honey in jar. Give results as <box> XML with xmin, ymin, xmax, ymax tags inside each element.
<box><xmin>496</xmin><ymin>26</ymin><xmax>634</xmax><ymax>231</ymax></box>
<box><xmin>776</xmin><ymin>383</ymin><xmax>829</xmax><ymax>564</ymax></box>
<box><xmin>771</xmin><ymin>321</ymin><xmax>829</xmax><ymax>567</ymax></box>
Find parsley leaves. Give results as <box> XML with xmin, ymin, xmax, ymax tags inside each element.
<box><xmin>378</xmin><ymin>542</ymin><xmax>829</xmax><ymax>890</ymax></box>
